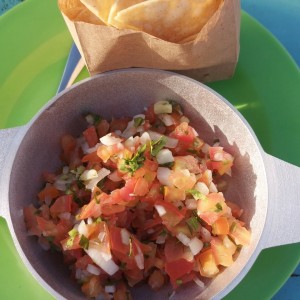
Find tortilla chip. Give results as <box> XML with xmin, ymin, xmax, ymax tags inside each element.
<box><xmin>80</xmin><ymin>0</ymin><xmax>114</xmax><ymax>24</ymax></box>
<box><xmin>114</xmin><ymin>0</ymin><xmax>223</xmax><ymax>43</ymax></box>
<box><xmin>108</xmin><ymin>0</ymin><xmax>146</xmax><ymax>27</ymax></box>
<box><xmin>58</xmin><ymin>0</ymin><xmax>104</xmax><ymax>24</ymax></box>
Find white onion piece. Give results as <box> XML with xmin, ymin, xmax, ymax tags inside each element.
<box><xmin>148</xmin><ymin>131</ymin><xmax>178</xmax><ymax>148</ymax></box>
<box><xmin>78</xmin><ymin>220</ymin><xmax>89</xmax><ymax>237</ymax></box>
<box><xmin>121</xmin><ymin>228</ymin><xmax>130</xmax><ymax>245</ymax></box>
<box><xmin>100</xmin><ymin>133</ymin><xmax>122</xmax><ymax>146</ymax></box>
<box><xmin>191</xmin><ymin>127</ymin><xmax>199</xmax><ymax>137</ymax></box>
<box><xmin>188</xmin><ymin>237</ymin><xmax>203</xmax><ymax>255</ymax></box>
<box><xmin>180</xmin><ymin>116</ymin><xmax>190</xmax><ymax>123</ymax></box>
<box><xmin>105</xmin><ymin>285</ymin><xmax>116</xmax><ymax>294</ymax></box>
<box><xmin>87</xmin><ymin>264</ymin><xmax>101</xmax><ymax>276</ymax></box>
<box><xmin>156</xmin><ymin>149</ymin><xmax>174</xmax><ymax>164</ymax></box>
<box><xmin>209</xmin><ymin>182</ymin><xmax>218</xmax><ymax>193</ymax></box>
<box><xmin>154</xmin><ymin>101</ymin><xmax>172</xmax><ymax>114</ymax></box>
<box><xmin>122</xmin><ymin>116</ymin><xmax>144</xmax><ymax>139</ymax></box>
<box><xmin>195</xmin><ymin>182</ymin><xmax>209</xmax><ymax>196</ymax></box>
<box><xmin>181</xmin><ymin>169</ymin><xmax>190</xmax><ymax>177</ymax></box>
<box><xmin>80</xmin><ymin>169</ymin><xmax>98</xmax><ymax>181</ymax></box>
<box><xmin>157</xmin><ymin>167</ymin><xmax>172</xmax><ymax>186</ymax></box>
<box><xmin>201</xmin><ymin>143</ymin><xmax>210</xmax><ymax>154</ymax></box>
<box><xmin>85</xmin><ymin>243</ymin><xmax>119</xmax><ymax>276</ymax></box>
<box><xmin>87</xmin><ymin>217</ymin><xmax>93</xmax><ymax>225</ymax></box>
<box><xmin>85</xmin><ymin>143</ymin><xmax>101</xmax><ymax>154</ymax></box>
<box><xmin>98</xmin><ymin>231</ymin><xmax>106</xmax><ymax>242</ymax></box>
<box><xmin>135</xmin><ymin>254</ymin><xmax>144</xmax><ymax>270</ymax></box>
<box><xmin>185</xmin><ymin>198</ymin><xmax>198</xmax><ymax>210</ymax></box>
<box><xmin>176</xmin><ymin>232</ymin><xmax>191</xmax><ymax>246</ymax></box>
<box><xmin>85</xmin><ymin>168</ymin><xmax>111</xmax><ymax>190</ymax></box>
<box><xmin>156</xmin><ymin>235</ymin><xmax>167</xmax><ymax>244</ymax></box>
<box><xmin>140</xmin><ymin>132</ymin><xmax>151</xmax><ymax>145</ymax></box>
<box><xmin>159</xmin><ymin>114</ymin><xmax>174</xmax><ymax>126</ymax></box>
<box><xmin>200</xmin><ymin>227</ymin><xmax>212</xmax><ymax>242</ymax></box>
<box><xmin>147</xmin><ymin>228</ymin><xmax>155</xmax><ymax>234</ymax></box>
<box><xmin>155</xmin><ymin>205</ymin><xmax>167</xmax><ymax>217</ymax></box>
<box><xmin>193</xmin><ymin>277</ymin><xmax>205</xmax><ymax>288</ymax></box>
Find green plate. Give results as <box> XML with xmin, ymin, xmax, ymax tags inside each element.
<box><xmin>0</xmin><ymin>0</ymin><xmax>299</xmax><ymax>299</ymax></box>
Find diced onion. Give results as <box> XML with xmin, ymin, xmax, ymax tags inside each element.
<box><xmin>85</xmin><ymin>168</ymin><xmax>111</xmax><ymax>190</ymax></box>
<box><xmin>85</xmin><ymin>143</ymin><xmax>101</xmax><ymax>154</ymax></box>
<box><xmin>193</xmin><ymin>277</ymin><xmax>205</xmax><ymax>288</ymax></box>
<box><xmin>157</xmin><ymin>167</ymin><xmax>171</xmax><ymax>186</ymax></box>
<box><xmin>200</xmin><ymin>227</ymin><xmax>212</xmax><ymax>242</ymax></box>
<box><xmin>80</xmin><ymin>169</ymin><xmax>98</xmax><ymax>181</ymax></box>
<box><xmin>201</xmin><ymin>143</ymin><xmax>210</xmax><ymax>154</ymax></box>
<box><xmin>156</xmin><ymin>149</ymin><xmax>174</xmax><ymax>164</ymax></box>
<box><xmin>135</xmin><ymin>254</ymin><xmax>144</xmax><ymax>270</ymax></box>
<box><xmin>148</xmin><ymin>131</ymin><xmax>178</xmax><ymax>148</ymax></box>
<box><xmin>121</xmin><ymin>228</ymin><xmax>130</xmax><ymax>245</ymax></box>
<box><xmin>188</xmin><ymin>237</ymin><xmax>203</xmax><ymax>255</ymax></box>
<box><xmin>180</xmin><ymin>116</ymin><xmax>190</xmax><ymax>123</ymax></box>
<box><xmin>181</xmin><ymin>169</ymin><xmax>190</xmax><ymax>177</ymax></box>
<box><xmin>87</xmin><ymin>264</ymin><xmax>101</xmax><ymax>276</ymax></box>
<box><xmin>159</xmin><ymin>114</ymin><xmax>174</xmax><ymax>126</ymax></box>
<box><xmin>87</xmin><ymin>217</ymin><xmax>93</xmax><ymax>225</ymax></box>
<box><xmin>140</xmin><ymin>132</ymin><xmax>151</xmax><ymax>145</ymax></box>
<box><xmin>85</xmin><ymin>244</ymin><xmax>119</xmax><ymax>276</ymax></box>
<box><xmin>155</xmin><ymin>205</ymin><xmax>167</xmax><ymax>217</ymax></box>
<box><xmin>209</xmin><ymin>182</ymin><xmax>218</xmax><ymax>193</ymax></box>
<box><xmin>185</xmin><ymin>198</ymin><xmax>198</xmax><ymax>210</ymax></box>
<box><xmin>154</xmin><ymin>101</ymin><xmax>172</xmax><ymax>114</ymax></box>
<box><xmin>100</xmin><ymin>133</ymin><xmax>122</xmax><ymax>146</ymax></box>
<box><xmin>78</xmin><ymin>220</ymin><xmax>88</xmax><ymax>237</ymax></box>
<box><xmin>191</xmin><ymin>127</ymin><xmax>199</xmax><ymax>137</ymax></box>
<box><xmin>156</xmin><ymin>235</ymin><xmax>167</xmax><ymax>244</ymax></box>
<box><xmin>176</xmin><ymin>232</ymin><xmax>191</xmax><ymax>246</ymax></box>
<box><xmin>105</xmin><ymin>285</ymin><xmax>116</xmax><ymax>294</ymax></box>
<box><xmin>195</xmin><ymin>182</ymin><xmax>209</xmax><ymax>195</ymax></box>
<box><xmin>98</xmin><ymin>231</ymin><xmax>106</xmax><ymax>242</ymax></box>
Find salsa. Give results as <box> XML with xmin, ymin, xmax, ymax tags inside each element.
<box><xmin>24</xmin><ymin>100</ymin><xmax>251</xmax><ymax>299</ymax></box>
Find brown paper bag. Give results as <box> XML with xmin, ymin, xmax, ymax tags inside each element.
<box><xmin>59</xmin><ymin>0</ymin><xmax>240</xmax><ymax>82</ymax></box>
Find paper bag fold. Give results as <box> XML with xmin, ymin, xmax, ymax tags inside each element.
<box><xmin>61</xmin><ymin>0</ymin><xmax>240</xmax><ymax>82</ymax></box>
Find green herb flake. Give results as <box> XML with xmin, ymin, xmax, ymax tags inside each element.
<box><xmin>85</xmin><ymin>113</ymin><xmax>102</xmax><ymax>125</ymax></box>
<box><xmin>150</xmin><ymin>136</ymin><xmax>167</xmax><ymax>157</ymax></box>
<box><xmin>159</xmin><ymin>229</ymin><xmax>168</xmax><ymax>236</ymax></box>
<box><xmin>160</xmin><ymin>161</ymin><xmax>175</xmax><ymax>168</ymax></box>
<box><xmin>94</xmin><ymin>217</ymin><xmax>103</xmax><ymax>224</ymax></box>
<box><xmin>215</xmin><ymin>202</ymin><xmax>223</xmax><ymax>212</ymax></box>
<box><xmin>133</xmin><ymin>117</ymin><xmax>144</xmax><ymax>128</ymax></box>
<box><xmin>186</xmin><ymin>216</ymin><xmax>200</xmax><ymax>232</ymax></box>
<box><xmin>176</xmin><ymin>279</ymin><xmax>183</xmax><ymax>286</ymax></box>
<box><xmin>120</xmin><ymin>262</ymin><xmax>127</xmax><ymax>270</ymax></box>
<box><xmin>34</xmin><ymin>209</ymin><xmax>41</xmax><ymax>215</ymax></box>
<box><xmin>187</xmin><ymin>189</ymin><xmax>207</xmax><ymax>201</ymax></box>
<box><xmin>66</xmin><ymin>229</ymin><xmax>78</xmax><ymax>248</ymax></box>
<box><xmin>167</xmin><ymin>100</ymin><xmax>183</xmax><ymax>115</ymax></box>
<box><xmin>230</xmin><ymin>222</ymin><xmax>237</xmax><ymax>233</ymax></box>
<box><xmin>79</xmin><ymin>234</ymin><xmax>90</xmax><ymax>250</ymax></box>
<box><xmin>203</xmin><ymin>242</ymin><xmax>210</xmax><ymax>248</ymax></box>
<box><xmin>123</xmin><ymin>144</ymin><xmax>147</xmax><ymax>174</ymax></box>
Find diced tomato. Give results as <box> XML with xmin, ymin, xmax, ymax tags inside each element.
<box><xmin>61</xmin><ymin>134</ymin><xmax>77</xmax><ymax>163</ymax></box>
<box><xmin>23</xmin><ymin>204</ymin><xmax>42</xmax><ymax>236</ymax></box>
<box><xmin>81</xmin><ymin>276</ymin><xmax>103</xmax><ymax>298</ymax></box>
<box><xmin>212</xmin><ymin>216</ymin><xmax>229</xmax><ymax>235</ymax></box>
<box><xmin>96</xmin><ymin>119</ymin><xmax>110</xmax><ymax>138</ymax></box>
<box><xmin>229</xmin><ymin>221</ymin><xmax>251</xmax><ymax>246</ymax></box>
<box><xmin>75</xmin><ymin>254</ymin><xmax>94</xmax><ymax>270</ymax></box>
<box><xmin>119</xmin><ymin>178</ymin><xmax>137</xmax><ymax>202</ymax></box>
<box><xmin>165</xmin><ymin>258</ymin><xmax>194</xmax><ymax>285</ymax></box>
<box><xmin>38</xmin><ymin>184</ymin><xmax>60</xmax><ymax>202</ymax></box>
<box><xmin>164</xmin><ymin>186</ymin><xmax>185</xmax><ymax>202</ymax></box>
<box><xmin>142</xmin><ymin>181</ymin><xmax>163</xmax><ymax>204</ymax></box>
<box><xmin>83</xmin><ymin>126</ymin><xmax>98</xmax><ymax>148</ymax></box>
<box><xmin>169</xmin><ymin>170</ymin><xmax>196</xmax><ymax>190</ymax></box>
<box><xmin>110</xmin><ymin>118</ymin><xmax>130</xmax><ymax>132</ymax></box>
<box><xmin>196</xmin><ymin>248</ymin><xmax>219</xmax><ymax>278</ymax></box>
<box><xmin>227</xmin><ymin>201</ymin><xmax>243</xmax><ymax>218</ymax></box>
<box><xmin>78</xmin><ymin>198</ymin><xmax>102</xmax><ymax>220</ymax></box>
<box><xmin>61</xmin><ymin>234</ymin><xmax>81</xmax><ymax>251</ymax></box>
<box><xmin>155</xmin><ymin>200</ymin><xmax>185</xmax><ymax>229</ymax></box>
<box><xmin>82</xmin><ymin>151</ymin><xmax>102</xmax><ymax>163</ymax></box>
<box><xmin>133</xmin><ymin>177</ymin><xmax>149</xmax><ymax>196</ymax></box>
<box><xmin>211</xmin><ymin>237</ymin><xmax>233</xmax><ymax>267</ymax></box>
<box><xmin>170</xmin><ymin>122</ymin><xmax>196</xmax><ymax>143</ymax></box>
<box><xmin>221</xmin><ymin>235</ymin><xmax>237</xmax><ymax>255</ymax></box>
<box><xmin>144</xmin><ymin>105</ymin><xmax>156</xmax><ymax>124</ymax></box>
<box><xmin>50</xmin><ymin>195</ymin><xmax>72</xmax><ymax>218</ymax></box>
<box><xmin>164</xmin><ymin>237</ymin><xmax>185</xmax><ymax>262</ymax></box>
<box><xmin>173</xmin><ymin>155</ymin><xmax>201</xmax><ymax>174</ymax></box>
<box><xmin>148</xmin><ymin>269</ymin><xmax>165</xmax><ymax>291</ymax></box>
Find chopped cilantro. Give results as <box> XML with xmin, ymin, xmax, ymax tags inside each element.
<box><xmin>186</xmin><ymin>216</ymin><xmax>200</xmax><ymax>232</ymax></box>
<box><xmin>34</xmin><ymin>209</ymin><xmax>41</xmax><ymax>215</ymax></box>
<box><xmin>160</xmin><ymin>161</ymin><xmax>174</xmax><ymax>168</ymax></box>
<box><xmin>66</xmin><ymin>228</ymin><xmax>78</xmax><ymax>248</ymax></box>
<box><xmin>215</xmin><ymin>202</ymin><xmax>223</xmax><ymax>212</ymax></box>
<box><xmin>133</xmin><ymin>117</ymin><xmax>144</xmax><ymax>127</ymax></box>
<box><xmin>150</xmin><ymin>136</ymin><xmax>167</xmax><ymax>157</ymax></box>
<box><xmin>167</xmin><ymin>100</ymin><xmax>183</xmax><ymax>115</ymax></box>
<box><xmin>97</xmin><ymin>177</ymin><xmax>106</xmax><ymax>189</ymax></box>
<box><xmin>94</xmin><ymin>217</ymin><xmax>102</xmax><ymax>224</ymax></box>
<box><xmin>79</xmin><ymin>234</ymin><xmax>89</xmax><ymax>250</ymax></box>
<box><xmin>121</xmin><ymin>144</ymin><xmax>146</xmax><ymax>174</ymax></box>
<box><xmin>85</xmin><ymin>113</ymin><xmax>102</xmax><ymax>125</ymax></box>
<box><xmin>203</xmin><ymin>242</ymin><xmax>210</xmax><ymax>248</ymax></box>
<box><xmin>120</xmin><ymin>262</ymin><xmax>127</xmax><ymax>270</ymax></box>
<box><xmin>187</xmin><ymin>189</ymin><xmax>207</xmax><ymax>201</ymax></box>
<box><xmin>159</xmin><ymin>229</ymin><xmax>168</xmax><ymax>236</ymax></box>
<box><xmin>176</xmin><ymin>279</ymin><xmax>183</xmax><ymax>285</ymax></box>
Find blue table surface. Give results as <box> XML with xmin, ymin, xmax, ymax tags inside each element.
<box><xmin>0</xmin><ymin>0</ymin><xmax>299</xmax><ymax>299</ymax></box>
